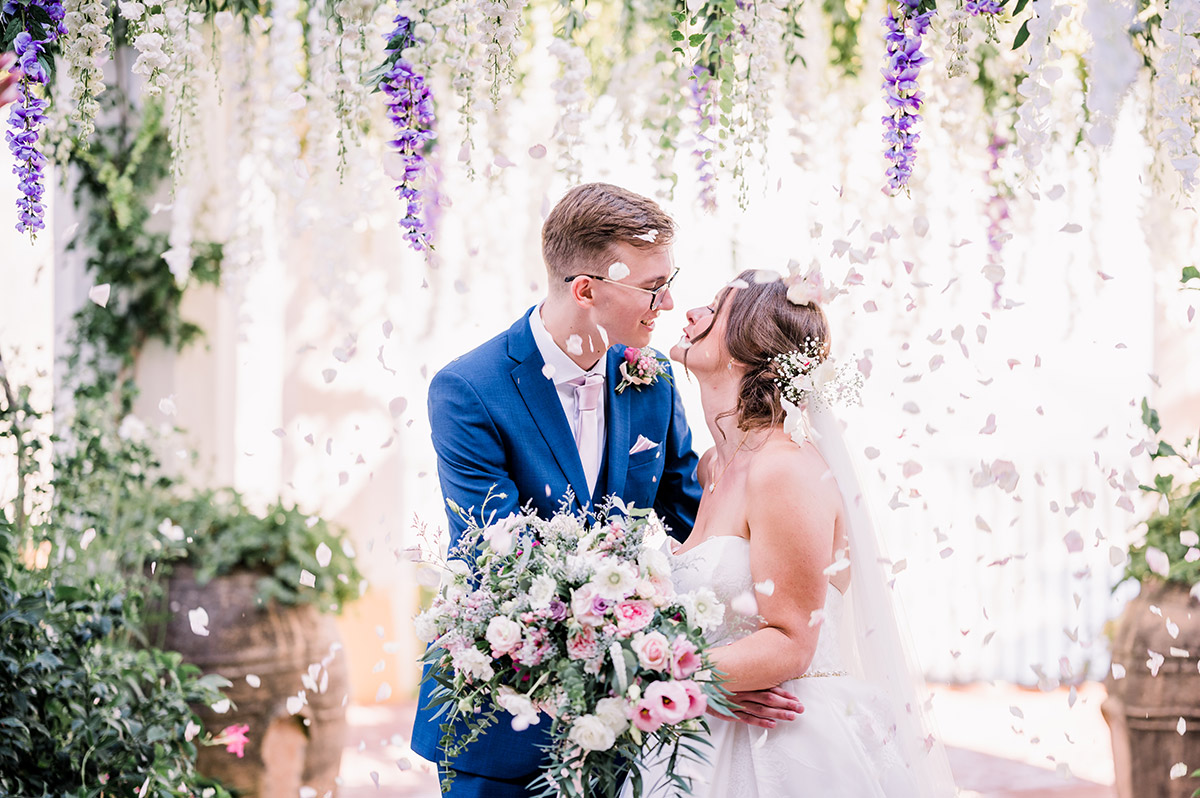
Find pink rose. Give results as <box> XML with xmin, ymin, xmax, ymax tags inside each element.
<box><xmin>614</xmin><ymin>600</ymin><xmax>655</xmax><ymax>636</ymax></box>
<box><xmin>632</xmin><ymin>698</ymin><xmax>663</xmax><ymax>733</ymax></box>
<box><xmin>571</xmin><ymin>585</ymin><xmax>606</xmax><ymax>627</ymax></box>
<box><xmin>642</xmin><ymin>680</ymin><xmax>690</xmax><ymax>726</ymax></box>
<box><xmin>566</xmin><ymin>626</ymin><xmax>599</xmax><ymax>661</ymax></box>
<box><xmin>677</xmin><ymin>679</ymin><xmax>707</xmax><ymax>719</ymax></box>
<box><xmin>624</xmin><ymin>347</ymin><xmax>641</xmax><ymax>363</ymax></box>
<box><xmin>631</xmin><ymin>631</ymin><xmax>670</xmax><ymax>671</ymax></box>
<box><xmin>670</xmin><ymin>635</ymin><xmax>701</xmax><ymax>679</ymax></box>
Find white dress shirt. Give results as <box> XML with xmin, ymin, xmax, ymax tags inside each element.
<box><xmin>528</xmin><ymin>305</ymin><xmax>607</xmax><ymax>493</ymax></box>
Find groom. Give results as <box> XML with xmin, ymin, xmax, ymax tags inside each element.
<box><xmin>410</xmin><ymin>183</ymin><xmax>799</xmax><ymax>797</ymax></box>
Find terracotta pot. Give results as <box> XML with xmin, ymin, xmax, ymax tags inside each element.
<box><xmin>162</xmin><ymin>565</ymin><xmax>349</xmax><ymax>798</ymax></box>
<box><xmin>1103</xmin><ymin>579</ymin><xmax>1200</xmax><ymax>798</ymax></box>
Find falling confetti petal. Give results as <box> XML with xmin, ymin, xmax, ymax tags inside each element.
<box><xmin>1060</xmin><ymin>223</ymin><xmax>1083</xmax><ymax>233</ymax></box>
<box><xmin>322</xmin><ymin>369</ymin><xmax>337</xmax><ymax>383</ymax></box>
<box><xmin>89</xmin><ymin>284</ymin><xmax>111</xmax><ymax>307</ymax></box>
<box><xmin>566</xmin><ymin>335</ymin><xmax>583</xmax><ymax>356</ymax></box>
<box><xmin>528</xmin><ymin>144</ymin><xmax>547</xmax><ymax>159</ymax></box>
<box><xmin>188</xmin><ymin>608</ymin><xmax>210</xmax><ymax>636</ymax></box>
<box><xmin>247</xmin><ymin>674</ymin><xmax>261</xmax><ymax>687</ymax></box>
<box><xmin>300</xmin><ymin>788</ymin><xmax>317</xmax><ymax>798</ymax></box>
<box><xmin>1009</xmin><ymin>706</ymin><xmax>1024</xmax><ymax>719</ymax></box>
<box><xmin>300</xmin><ymin>569</ymin><xmax>317</xmax><ymax>587</ymax></box>
<box><xmin>979</xmin><ymin>414</ymin><xmax>997</xmax><ymax>434</ymax></box>
<box><xmin>1182</xmin><ymin>531</ymin><xmax>1199</xmax><ymax>547</ymax></box>
<box><xmin>397</xmin><ymin>758</ymin><xmax>412</xmax><ymax>771</ymax></box>
<box><xmin>608</xmin><ymin>262</ymin><xmax>630</xmax><ymax>280</ymax></box>
<box><xmin>754</xmin><ymin>579</ymin><xmax>775</xmax><ymax>596</ymax></box>
<box><xmin>376</xmin><ymin>682</ymin><xmax>392</xmax><ymax>702</ymax></box>
<box><xmin>1111</xmin><ymin>663</ymin><xmax>1126</xmax><ymax>679</ymax></box>
<box><xmin>542</xmin><ymin>364</ymin><xmax>556</xmax><ymax>380</ymax></box>
<box><xmin>865</xmin><ymin>447</ymin><xmax>880</xmax><ymax>460</ymax></box>
<box><xmin>1170</xmin><ymin>763</ymin><xmax>1188</xmax><ymax>779</ymax></box>
<box><xmin>316</xmin><ymin>542</ymin><xmax>333</xmax><ymax>568</ymax></box>
<box><xmin>1063</xmin><ymin>531</ymin><xmax>1084</xmax><ymax>553</ymax></box>
<box><xmin>1146</xmin><ymin>547</ymin><xmax>1171</xmax><ymax>578</ymax></box>
<box><xmin>975</xmin><ymin>516</ymin><xmax>992</xmax><ymax>533</ymax></box>
<box><xmin>389</xmin><ymin>397</ymin><xmax>408</xmax><ymax>417</ymax></box>
<box><xmin>1148</xmin><ymin>650</ymin><xmax>1165</xmax><ymax>676</ymax></box>
<box><xmin>287</xmin><ymin>694</ymin><xmax>306</xmax><ymax>714</ymax></box>
<box><xmin>212</xmin><ymin>698</ymin><xmax>231</xmax><ymax>714</ymax></box>
<box><xmin>370</xmin><ymin>772</ymin><xmax>380</xmax><ymax>788</ymax></box>
<box><xmin>730</xmin><ymin>591</ymin><xmax>758</xmax><ymax>616</ymax></box>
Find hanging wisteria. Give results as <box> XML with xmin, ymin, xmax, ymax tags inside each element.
<box><xmin>2</xmin><ymin>0</ymin><xmax>1200</xmax><ymax>249</ymax></box>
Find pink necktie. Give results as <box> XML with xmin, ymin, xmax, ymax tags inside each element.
<box><xmin>572</xmin><ymin>374</ymin><xmax>604</xmax><ymax>497</ymax></box>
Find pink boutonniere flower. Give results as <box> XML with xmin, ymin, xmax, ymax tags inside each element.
<box><xmin>616</xmin><ymin>347</ymin><xmax>671</xmax><ymax>394</ymax></box>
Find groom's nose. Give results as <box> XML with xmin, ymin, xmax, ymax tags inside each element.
<box><xmin>656</xmin><ymin>288</ymin><xmax>675</xmax><ymax>312</ymax></box>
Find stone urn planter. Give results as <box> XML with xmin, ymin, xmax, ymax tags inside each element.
<box><xmin>162</xmin><ymin>565</ymin><xmax>349</xmax><ymax>798</ymax></box>
<box><xmin>1103</xmin><ymin>579</ymin><xmax>1200</xmax><ymax>798</ymax></box>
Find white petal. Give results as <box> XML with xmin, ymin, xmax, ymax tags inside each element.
<box><xmin>1146</xmin><ymin>546</ymin><xmax>1171</xmax><ymax>578</ymax></box>
<box><xmin>316</xmin><ymin>542</ymin><xmax>333</xmax><ymax>568</ymax></box>
<box><xmin>88</xmin><ymin>284</ymin><xmax>111</xmax><ymax>307</ymax></box>
<box><xmin>188</xmin><ymin>607</ymin><xmax>210</xmax><ymax>636</ymax></box>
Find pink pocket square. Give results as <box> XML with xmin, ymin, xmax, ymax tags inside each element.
<box><xmin>629</xmin><ymin>435</ymin><xmax>659</xmax><ymax>455</ymax></box>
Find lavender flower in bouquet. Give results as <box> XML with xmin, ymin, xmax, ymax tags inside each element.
<box><xmin>881</xmin><ymin>0</ymin><xmax>933</xmax><ymax>195</ymax></box>
<box><xmin>4</xmin><ymin>0</ymin><xmax>66</xmax><ymax>237</ymax></box>
<box><xmin>380</xmin><ymin>13</ymin><xmax>436</xmax><ymax>252</ymax></box>
<box><xmin>415</xmin><ymin>501</ymin><xmax>734</xmax><ymax>798</ymax></box>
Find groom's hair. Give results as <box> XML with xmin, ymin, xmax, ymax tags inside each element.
<box><xmin>542</xmin><ymin>183</ymin><xmax>675</xmax><ymax>283</ymax></box>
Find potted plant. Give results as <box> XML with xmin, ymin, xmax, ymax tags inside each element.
<box><xmin>151</xmin><ymin>490</ymin><xmax>364</xmax><ymax>798</ymax></box>
<box><xmin>1103</xmin><ymin>400</ymin><xmax>1200</xmax><ymax>798</ymax></box>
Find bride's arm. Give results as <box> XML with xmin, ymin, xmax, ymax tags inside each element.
<box><xmin>707</xmin><ymin>446</ymin><xmax>837</xmax><ymax>692</ymax></box>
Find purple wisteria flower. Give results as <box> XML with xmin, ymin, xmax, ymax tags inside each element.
<box><xmin>381</xmin><ymin>13</ymin><xmax>437</xmax><ymax>253</ymax></box>
<box><xmin>5</xmin><ymin>0</ymin><xmax>65</xmax><ymax>236</ymax></box>
<box><xmin>881</xmin><ymin>0</ymin><xmax>934</xmax><ymax>195</ymax></box>
<box><xmin>964</xmin><ymin>0</ymin><xmax>1002</xmax><ymax>15</ymax></box>
<box><xmin>689</xmin><ymin>66</ymin><xmax>718</xmax><ymax>214</ymax></box>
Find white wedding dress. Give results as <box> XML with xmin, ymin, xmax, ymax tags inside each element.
<box><xmin>621</xmin><ymin>535</ymin><xmax>925</xmax><ymax>798</ymax></box>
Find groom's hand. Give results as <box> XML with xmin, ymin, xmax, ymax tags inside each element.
<box><xmin>712</xmin><ymin>686</ymin><xmax>804</xmax><ymax>729</ymax></box>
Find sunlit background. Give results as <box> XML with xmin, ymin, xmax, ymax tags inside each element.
<box><xmin>3</xmin><ymin>0</ymin><xmax>1200</xmax><ymax>794</ymax></box>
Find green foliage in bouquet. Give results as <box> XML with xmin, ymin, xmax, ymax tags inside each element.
<box><xmin>416</xmin><ymin>500</ymin><xmax>735</xmax><ymax>798</ymax></box>
<box><xmin>1121</xmin><ymin>400</ymin><xmax>1200</xmax><ymax>588</ymax></box>
<box><xmin>0</xmin><ymin>576</ymin><xmax>233</xmax><ymax>798</ymax></box>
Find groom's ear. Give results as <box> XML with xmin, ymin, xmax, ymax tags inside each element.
<box><xmin>570</xmin><ymin>276</ymin><xmax>597</xmax><ymax>307</ymax></box>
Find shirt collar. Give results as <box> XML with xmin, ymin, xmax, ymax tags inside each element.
<box><xmin>529</xmin><ymin>304</ymin><xmax>605</xmax><ymax>387</ymax></box>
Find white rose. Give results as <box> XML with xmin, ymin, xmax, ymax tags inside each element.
<box><xmin>528</xmin><ymin>575</ymin><xmax>557</xmax><ymax>610</ymax></box>
<box><xmin>594</xmin><ymin>697</ymin><xmax>630</xmax><ymax>735</ymax></box>
<box><xmin>486</xmin><ymin>616</ymin><xmax>523</xmax><ymax>655</ymax></box>
<box><xmin>483</xmin><ymin>513</ymin><xmax>519</xmax><ymax>557</ymax></box>
<box><xmin>414</xmin><ymin>608</ymin><xmax>441</xmax><ymax>643</ymax></box>
<box><xmin>637</xmin><ymin>546</ymin><xmax>671</xmax><ymax>581</ymax></box>
<box><xmin>451</xmin><ymin>647</ymin><xmax>495</xmax><ymax>681</ymax></box>
<box><xmin>568</xmin><ymin>714</ymin><xmax>616</xmax><ymax>752</ymax></box>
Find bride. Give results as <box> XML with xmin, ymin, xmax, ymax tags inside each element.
<box><xmin>622</xmin><ymin>270</ymin><xmax>957</xmax><ymax>797</ymax></box>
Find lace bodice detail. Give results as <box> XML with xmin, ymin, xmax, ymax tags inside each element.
<box><xmin>669</xmin><ymin>536</ymin><xmax>845</xmax><ymax>675</ymax></box>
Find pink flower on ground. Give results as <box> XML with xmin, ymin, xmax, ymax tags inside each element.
<box><xmin>614</xmin><ymin>600</ymin><xmax>655</xmax><ymax>636</ymax></box>
<box><xmin>217</xmin><ymin>724</ymin><xmax>250</xmax><ymax>758</ymax></box>
<box><xmin>670</xmin><ymin>635</ymin><xmax>701</xmax><ymax>679</ymax></box>
<box><xmin>677</xmin><ymin>679</ymin><xmax>707</xmax><ymax>719</ymax></box>
<box><xmin>642</xmin><ymin>680</ymin><xmax>690</xmax><ymax>726</ymax></box>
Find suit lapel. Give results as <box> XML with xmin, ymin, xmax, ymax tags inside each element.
<box><xmin>603</xmin><ymin>348</ymin><xmax>631</xmax><ymax>502</ymax></box>
<box><xmin>509</xmin><ymin>311</ymin><xmax>592</xmax><ymax>509</ymax></box>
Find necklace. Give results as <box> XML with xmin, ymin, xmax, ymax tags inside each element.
<box><xmin>708</xmin><ymin>431</ymin><xmax>749</xmax><ymax>493</ymax></box>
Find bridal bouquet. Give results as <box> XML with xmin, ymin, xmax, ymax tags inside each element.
<box><xmin>416</xmin><ymin>499</ymin><xmax>732</xmax><ymax>797</ymax></box>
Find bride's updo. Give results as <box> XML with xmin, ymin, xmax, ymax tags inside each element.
<box><xmin>719</xmin><ymin>269</ymin><xmax>830</xmax><ymax>431</ymax></box>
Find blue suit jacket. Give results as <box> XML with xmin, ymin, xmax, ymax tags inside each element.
<box><xmin>410</xmin><ymin>309</ymin><xmax>703</xmax><ymax>783</ymax></box>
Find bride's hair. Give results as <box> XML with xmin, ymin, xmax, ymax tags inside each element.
<box><xmin>696</xmin><ymin>269</ymin><xmax>831</xmax><ymax>432</ymax></box>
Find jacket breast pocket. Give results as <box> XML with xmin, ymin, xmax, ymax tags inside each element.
<box><xmin>627</xmin><ymin>447</ymin><xmax>663</xmax><ymax>470</ymax></box>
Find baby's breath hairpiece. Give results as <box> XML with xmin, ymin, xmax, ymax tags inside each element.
<box><xmin>772</xmin><ymin>339</ymin><xmax>864</xmax><ymax>412</ymax></box>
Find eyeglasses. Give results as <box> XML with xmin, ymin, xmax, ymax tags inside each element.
<box><xmin>563</xmin><ymin>267</ymin><xmax>680</xmax><ymax>311</ymax></box>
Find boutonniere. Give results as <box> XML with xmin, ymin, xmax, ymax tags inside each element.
<box><xmin>616</xmin><ymin>347</ymin><xmax>671</xmax><ymax>394</ymax></box>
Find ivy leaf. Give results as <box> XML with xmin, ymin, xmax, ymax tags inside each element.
<box><xmin>688</xmin><ymin>33</ymin><xmax>706</xmax><ymax>46</ymax></box>
<box><xmin>1155</xmin><ymin>441</ymin><xmax>1178</xmax><ymax>459</ymax></box>
<box><xmin>1142</xmin><ymin>398</ymin><xmax>1162</xmax><ymax>434</ymax></box>
<box><xmin>1182</xmin><ymin>265</ymin><xmax>1200</xmax><ymax>284</ymax></box>
<box><xmin>1154</xmin><ymin>473</ymin><xmax>1175</xmax><ymax>495</ymax></box>
<box><xmin>1012</xmin><ymin>18</ymin><xmax>1031</xmax><ymax>49</ymax></box>
<box><xmin>670</xmin><ymin>29</ymin><xmax>685</xmax><ymax>41</ymax></box>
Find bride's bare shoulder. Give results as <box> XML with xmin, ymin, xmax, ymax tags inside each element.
<box><xmin>746</xmin><ymin>435</ymin><xmax>839</xmax><ymax>506</ymax></box>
